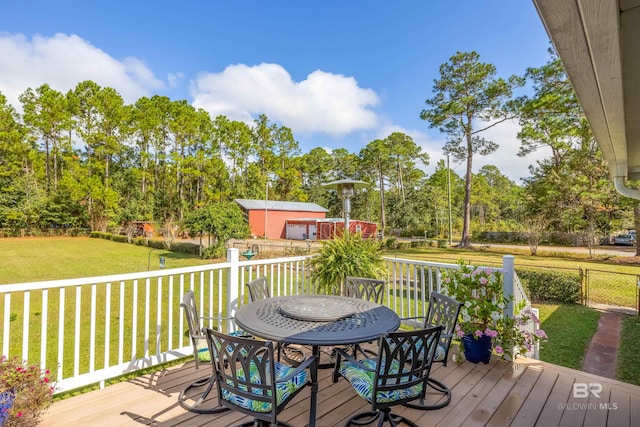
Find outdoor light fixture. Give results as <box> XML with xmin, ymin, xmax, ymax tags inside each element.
<box><xmin>148</xmin><ymin>248</ymin><xmax>166</xmax><ymax>271</ymax></box>
<box><xmin>322</xmin><ymin>178</ymin><xmax>368</xmax><ymax>233</ymax></box>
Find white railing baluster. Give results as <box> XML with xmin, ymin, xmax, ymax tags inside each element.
<box><xmin>89</xmin><ymin>284</ymin><xmax>97</xmax><ymax>372</ymax></box>
<box><xmin>22</xmin><ymin>291</ymin><xmax>30</xmax><ymax>361</ymax></box>
<box><xmin>168</xmin><ymin>275</ymin><xmax>174</xmax><ymax>351</ymax></box>
<box><xmin>118</xmin><ymin>281</ymin><xmax>124</xmax><ymax>365</ymax></box>
<box><xmin>144</xmin><ymin>278</ymin><xmax>150</xmax><ymax>359</ymax></box>
<box><xmin>57</xmin><ymin>288</ymin><xmax>64</xmax><ymax>381</ymax></box>
<box><xmin>74</xmin><ymin>286</ymin><xmax>81</xmax><ymax>377</ymax></box>
<box><xmin>208</xmin><ymin>271</ymin><xmax>213</xmax><ymax>329</ymax></box>
<box><xmin>132</xmin><ymin>279</ymin><xmax>138</xmax><ymax>361</ymax></box>
<box><xmin>2</xmin><ymin>293</ymin><xmax>10</xmax><ymax>357</ymax></box>
<box><xmin>41</xmin><ymin>289</ymin><xmax>48</xmax><ymax>369</ymax></box>
<box><xmin>105</xmin><ymin>282</ymin><xmax>111</xmax><ymax>371</ymax></box>
<box><xmin>179</xmin><ymin>275</ymin><xmax>185</xmax><ymax>347</ymax></box>
<box><xmin>156</xmin><ymin>277</ymin><xmax>162</xmax><ymax>358</ymax></box>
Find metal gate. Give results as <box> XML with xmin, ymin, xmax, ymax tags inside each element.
<box><xmin>584</xmin><ymin>269</ymin><xmax>640</xmax><ymax>315</ymax></box>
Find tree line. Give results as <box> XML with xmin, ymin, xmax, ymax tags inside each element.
<box><xmin>0</xmin><ymin>49</ymin><xmax>634</xmax><ymax>249</ymax></box>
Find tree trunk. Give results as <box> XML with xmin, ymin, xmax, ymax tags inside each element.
<box><xmin>459</xmin><ymin>132</ymin><xmax>473</xmax><ymax>248</ymax></box>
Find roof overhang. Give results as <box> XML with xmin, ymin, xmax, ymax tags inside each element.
<box><xmin>533</xmin><ymin>0</ymin><xmax>640</xmax><ymax>196</ymax></box>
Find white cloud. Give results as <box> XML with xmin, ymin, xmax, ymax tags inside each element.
<box><xmin>0</xmin><ymin>32</ymin><xmax>165</xmax><ymax>106</ymax></box>
<box><xmin>167</xmin><ymin>72</ymin><xmax>185</xmax><ymax>88</ymax></box>
<box><xmin>191</xmin><ymin>63</ymin><xmax>380</xmax><ymax>136</ymax></box>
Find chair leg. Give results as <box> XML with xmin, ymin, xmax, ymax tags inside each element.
<box><xmin>402</xmin><ymin>377</ymin><xmax>451</xmax><ymax>410</ymax></box>
<box><xmin>237</xmin><ymin>420</ymin><xmax>295</xmax><ymax>427</ymax></box>
<box><xmin>346</xmin><ymin>408</ymin><xmax>419</xmax><ymax>427</ymax></box>
<box><xmin>178</xmin><ymin>375</ymin><xmax>229</xmax><ymax>414</ymax></box>
<box><xmin>346</xmin><ymin>410</ymin><xmax>382</xmax><ymax>426</ymax></box>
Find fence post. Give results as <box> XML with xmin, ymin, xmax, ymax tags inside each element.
<box><xmin>502</xmin><ymin>255</ymin><xmax>515</xmax><ymax>318</ymax></box>
<box><xmin>227</xmin><ymin>248</ymin><xmax>240</xmax><ymax>330</ymax></box>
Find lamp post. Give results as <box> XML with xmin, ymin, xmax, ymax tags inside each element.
<box><xmin>322</xmin><ymin>179</ymin><xmax>368</xmax><ymax>234</ymax></box>
<box><xmin>147</xmin><ymin>248</ymin><xmax>165</xmax><ymax>271</ymax></box>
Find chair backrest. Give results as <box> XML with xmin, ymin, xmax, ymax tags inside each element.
<box><xmin>204</xmin><ymin>327</ymin><xmax>281</xmax><ymax>423</ymax></box>
<box><xmin>246</xmin><ymin>277</ymin><xmax>270</xmax><ymax>302</ymax></box>
<box><xmin>180</xmin><ymin>290</ymin><xmax>205</xmax><ymax>368</ymax></box>
<box><xmin>373</xmin><ymin>325</ymin><xmax>443</xmax><ymax>409</ymax></box>
<box><xmin>424</xmin><ymin>292</ymin><xmax>462</xmax><ymax>364</ymax></box>
<box><xmin>345</xmin><ymin>276</ymin><xmax>385</xmax><ymax>304</ymax></box>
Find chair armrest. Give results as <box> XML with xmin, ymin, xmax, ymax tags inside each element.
<box><xmin>400</xmin><ymin>316</ymin><xmax>427</xmax><ymax>329</ymax></box>
<box><xmin>276</xmin><ymin>355</ymin><xmax>319</xmax><ymax>383</ymax></box>
<box><xmin>333</xmin><ymin>347</ymin><xmax>375</xmax><ymax>373</ymax></box>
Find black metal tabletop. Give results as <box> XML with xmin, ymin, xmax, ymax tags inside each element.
<box><xmin>234</xmin><ymin>294</ymin><xmax>401</xmax><ymax>346</ymax></box>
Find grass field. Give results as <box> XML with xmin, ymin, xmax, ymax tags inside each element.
<box><xmin>0</xmin><ymin>237</ymin><xmax>213</xmax><ymax>285</ymax></box>
<box><xmin>535</xmin><ymin>303</ymin><xmax>601</xmax><ymax>369</ymax></box>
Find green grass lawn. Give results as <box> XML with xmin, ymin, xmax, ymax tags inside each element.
<box><xmin>389</xmin><ymin>245</ymin><xmax>640</xmax><ymax>274</ymax></box>
<box><xmin>534</xmin><ymin>303</ymin><xmax>601</xmax><ymax>370</ymax></box>
<box><xmin>618</xmin><ymin>316</ymin><xmax>640</xmax><ymax>386</ymax></box>
<box><xmin>0</xmin><ymin>237</ymin><xmax>212</xmax><ymax>284</ymax></box>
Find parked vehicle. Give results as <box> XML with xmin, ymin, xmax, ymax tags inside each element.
<box><xmin>613</xmin><ymin>234</ymin><xmax>635</xmax><ymax>246</ymax></box>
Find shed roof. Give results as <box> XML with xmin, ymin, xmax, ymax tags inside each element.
<box><xmin>234</xmin><ymin>199</ymin><xmax>329</xmax><ymax>213</ymax></box>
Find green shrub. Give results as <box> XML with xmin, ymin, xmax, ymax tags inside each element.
<box><xmin>310</xmin><ymin>233</ymin><xmax>385</xmax><ymax>295</ymax></box>
<box><xmin>516</xmin><ymin>268</ymin><xmax>581</xmax><ymax>304</ymax></box>
<box><xmin>110</xmin><ymin>234</ymin><xmax>128</xmax><ymax>243</ymax></box>
<box><xmin>396</xmin><ymin>241</ymin><xmax>412</xmax><ymax>250</ymax></box>
<box><xmin>385</xmin><ymin>237</ymin><xmax>397</xmax><ymax>249</ymax></box>
<box><xmin>203</xmin><ymin>243</ymin><xmax>225</xmax><ymax>259</ymax></box>
<box><xmin>171</xmin><ymin>242</ymin><xmax>200</xmax><ymax>255</ymax></box>
<box><xmin>437</xmin><ymin>239</ymin><xmax>447</xmax><ymax>248</ymax></box>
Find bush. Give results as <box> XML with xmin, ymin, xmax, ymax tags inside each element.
<box><xmin>396</xmin><ymin>241</ymin><xmax>412</xmax><ymax>250</ymax></box>
<box><xmin>384</xmin><ymin>237</ymin><xmax>397</xmax><ymax>249</ymax></box>
<box><xmin>203</xmin><ymin>243</ymin><xmax>225</xmax><ymax>259</ymax></box>
<box><xmin>310</xmin><ymin>233</ymin><xmax>385</xmax><ymax>295</ymax></box>
<box><xmin>516</xmin><ymin>268</ymin><xmax>582</xmax><ymax>304</ymax></box>
<box><xmin>0</xmin><ymin>356</ymin><xmax>55</xmax><ymax>427</ymax></box>
<box><xmin>437</xmin><ymin>239</ymin><xmax>447</xmax><ymax>248</ymax></box>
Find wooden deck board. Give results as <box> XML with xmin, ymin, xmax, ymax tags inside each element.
<box><xmin>40</xmin><ymin>354</ymin><xmax>640</xmax><ymax>427</ymax></box>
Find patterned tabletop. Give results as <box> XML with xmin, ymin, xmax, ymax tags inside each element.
<box><xmin>235</xmin><ymin>295</ymin><xmax>400</xmax><ymax>346</ymax></box>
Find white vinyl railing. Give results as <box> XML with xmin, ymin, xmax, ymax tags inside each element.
<box><xmin>0</xmin><ymin>250</ymin><xmax>529</xmax><ymax>394</ymax></box>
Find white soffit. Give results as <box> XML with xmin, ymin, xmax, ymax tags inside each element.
<box><xmin>533</xmin><ymin>0</ymin><xmax>629</xmax><ymax>179</ymax></box>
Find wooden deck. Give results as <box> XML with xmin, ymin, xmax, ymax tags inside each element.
<box><xmin>40</xmin><ymin>351</ymin><xmax>640</xmax><ymax>427</ymax></box>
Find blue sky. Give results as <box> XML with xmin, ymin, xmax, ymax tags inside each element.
<box><xmin>0</xmin><ymin>1</ymin><xmax>553</xmax><ymax>181</ymax></box>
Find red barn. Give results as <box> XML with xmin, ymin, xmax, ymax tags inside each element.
<box><xmin>234</xmin><ymin>199</ymin><xmax>328</xmax><ymax>239</ymax></box>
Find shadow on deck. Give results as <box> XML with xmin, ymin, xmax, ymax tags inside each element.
<box><xmin>39</xmin><ymin>347</ymin><xmax>640</xmax><ymax>427</ymax></box>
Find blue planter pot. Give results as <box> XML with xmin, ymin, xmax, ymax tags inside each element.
<box><xmin>0</xmin><ymin>390</ymin><xmax>15</xmax><ymax>427</ymax></box>
<box><xmin>462</xmin><ymin>333</ymin><xmax>492</xmax><ymax>364</ymax></box>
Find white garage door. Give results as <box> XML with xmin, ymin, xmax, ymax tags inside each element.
<box><xmin>286</xmin><ymin>224</ymin><xmax>307</xmax><ymax>240</ymax></box>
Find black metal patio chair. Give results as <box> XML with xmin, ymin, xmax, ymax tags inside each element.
<box><xmin>204</xmin><ymin>327</ymin><xmax>316</xmax><ymax>427</ymax></box>
<box><xmin>344</xmin><ymin>276</ymin><xmax>386</xmax><ymax>358</ymax></box>
<box><xmin>400</xmin><ymin>291</ymin><xmax>462</xmax><ymax>410</ymax></box>
<box><xmin>332</xmin><ymin>325</ymin><xmax>444</xmax><ymax>426</ymax></box>
<box><xmin>178</xmin><ymin>289</ymin><xmax>229</xmax><ymax>414</ymax></box>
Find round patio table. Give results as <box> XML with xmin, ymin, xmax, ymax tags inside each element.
<box><xmin>234</xmin><ymin>294</ymin><xmax>400</xmax><ymax>427</ymax></box>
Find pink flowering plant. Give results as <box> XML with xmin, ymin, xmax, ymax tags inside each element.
<box><xmin>443</xmin><ymin>261</ymin><xmax>547</xmax><ymax>361</ymax></box>
<box><xmin>0</xmin><ymin>356</ymin><xmax>56</xmax><ymax>427</ymax></box>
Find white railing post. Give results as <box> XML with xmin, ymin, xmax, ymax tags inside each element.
<box><xmin>502</xmin><ymin>255</ymin><xmax>515</xmax><ymax>318</ymax></box>
<box><xmin>227</xmin><ymin>248</ymin><xmax>240</xmax><ymax>330</ymax></box>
